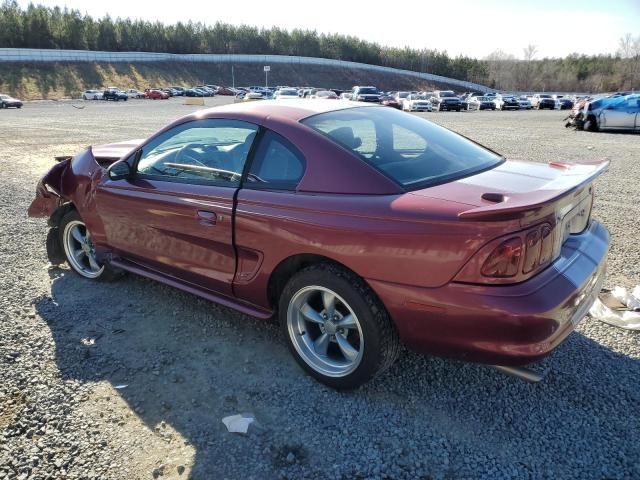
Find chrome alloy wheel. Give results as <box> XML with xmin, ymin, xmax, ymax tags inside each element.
<box><xmin>62</xmin><ymin>220</ymin><xmax>104</xmax><ymax>278</ymax></box>
<box><xmin>287</xmin><ymin>286</ymin><xmax>364</xmax><ymax>377</ymax></box>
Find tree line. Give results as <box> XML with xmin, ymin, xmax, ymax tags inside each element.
<box><xmin>1</xmin><ymin>1</ymin><xmax>638</xmax><ymax>92</ymax></box>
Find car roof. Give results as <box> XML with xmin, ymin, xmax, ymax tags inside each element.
<box><xmin>196</xmin><ymin>99</ymin><xmax>377</xmax><ymax>122</ymax></box>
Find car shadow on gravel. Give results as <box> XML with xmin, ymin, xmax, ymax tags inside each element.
<box><xmin>35</xmin><ymin>267</ymin><xmax>640</xmax><ymax>479</ymax></box>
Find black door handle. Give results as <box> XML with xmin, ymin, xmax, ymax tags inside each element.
<box><xmin>197</xmin><ymin>210</ymin><xmax>217</xmax><ymax>226</ymax></box>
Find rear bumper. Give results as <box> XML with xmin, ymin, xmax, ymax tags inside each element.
<box><xmin>369</xmin><ymin>221</ymin><xmax>609</xmax><ymax>366</ymax></box>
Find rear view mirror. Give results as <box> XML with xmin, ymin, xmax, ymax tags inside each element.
<box><xmin>108</xmin><ymin>161</ymin><xmax>132</xmax><ymax>181</ymax></box>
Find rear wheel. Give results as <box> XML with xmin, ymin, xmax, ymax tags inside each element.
<box><xmin>59</xmin><ymin>210</ymin><xmax>121</xmax><ymax>281</ymax></box>
<box><xmin>280</xmin><ymin>264</ymin><xmax>399</xmax><ymax>390</ymax></box>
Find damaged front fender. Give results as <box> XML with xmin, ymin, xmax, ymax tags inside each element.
<box><xmin>27</xmin><ymin>146</ymin><xmax>104</xmax><ymax>221</ymax></box>
<box><xmin>27</xmin><ymin>159</ymin><xmax>70</xmax><ymax>219</ymax></box>
<box><xmin>28</xmin><ymin>147</ymin><xmax>108</xmax><ymax>264</ymax></box>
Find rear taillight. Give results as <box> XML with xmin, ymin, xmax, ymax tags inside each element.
<box><xmin>522</xmin><ymin>228</ymin><xmax>541</xmax><ymax>274</ymax></box>
<box><xmin>481</xmin><ymin>223</ymin><xmax>554</xmax><ymax>279</ymax></box>
<box><xmin>481</xmin><ymin>237</ymin><xmax>522</xmax><ymax>278</ymax></box>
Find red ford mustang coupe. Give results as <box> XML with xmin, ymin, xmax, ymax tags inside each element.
<box><xmin>28</xmin><ymin>101</ymin><xmax>609</xmax><ymax>389</ymax></box>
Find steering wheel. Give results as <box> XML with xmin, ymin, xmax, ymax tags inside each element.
<box><xmin>175</xmin><ymin>143</ymin><xmax>209</xmax><ymax>168</ymax></box>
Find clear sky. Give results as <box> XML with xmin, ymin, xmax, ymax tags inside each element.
<box><xmin>18</xmin><ymin>0</ymin><xmax>640</xmax><ymax>59</ymax></box>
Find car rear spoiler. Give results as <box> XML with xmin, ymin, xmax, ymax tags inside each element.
<box><xmin>458</xmin><ymin>160</ymin><xmax>609</xmax><ymax>221</ymax></box>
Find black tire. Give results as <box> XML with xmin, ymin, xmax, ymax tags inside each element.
<box><xmin>583</xmin><ymin>116</ymin><xmax>598</xmax><ymax>132</ymax></box>
<box><xmin>58</xmin><ymin>210</ymin><xmax>122</xmax><ymax>281</ymax></box>
<box><xmin>279</xmin><ymin>263</ymin><xmax>400</xmax><ymax>390</ymax></box>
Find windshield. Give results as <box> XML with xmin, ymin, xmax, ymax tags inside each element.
<box><xmin>303</xmin><ymin>107</ymin><xmax>502</xmax><ymax>190</ymax></box>
<box><xmin>411</xmin><ymin>95</ymin><xmax>429</xmax><ymax>100</ymax></box>
<box><xmin>540</xmin><ymin>94</ymin><xmax>552</xmax><ymax>98</ymax></box>
<box><xmin>398</xmin><ymin>92</ymin><xmax>409</xmax><ymax>98</ymax></box>
<box><xmin>358</xmin><ymin>88</ymin><xmax>378</xmax><ymax>95</ymax></box>
<box><xmin>439</xmin><ymin>91</ymin><xmax>456</xmax><ymax>97</ymax></box>
<box><xmin>279</xmin><ymin>89</ymin><xmax>298</xmax><ymax>95</ymax></box>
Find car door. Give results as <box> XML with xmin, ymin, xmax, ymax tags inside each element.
<box><xmin>95</xmin><ymin>118</ymin><xmax>259</xmax><ymax>295</ymax></box>
<box><xmin>600</xmin><ymin>98</ymin><xmax>635</xmax><ymax>129</ymax></box>
<box><xmin>233</xmin><ymin>130</ymin><xmax>307</xmax><ymax>306</ymax></box>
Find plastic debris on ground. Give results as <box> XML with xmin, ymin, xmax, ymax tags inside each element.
<box><xmin>589</xmin><ymin>286</ymin><xmax>640</xmax><ymax>330</ymax></box>
<box><xmin>222</xmin><ymin>413</ymin><xmax>255</xmax><ymax>434</ymax></box>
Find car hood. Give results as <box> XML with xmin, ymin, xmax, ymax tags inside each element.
<box><xmin>409</xmin><ymin>159</ymin><xmax>607</xmax><ymax>210</ymax></box>
<box><xmin>92</xmin><ymin>139</ymin><xmax>145</xmax><ymax>163</ymax></box>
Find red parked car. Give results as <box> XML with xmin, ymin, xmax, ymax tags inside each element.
<box><xmin>381</xmin><ymin>96</ymin><xmax>402</xmax><ymax>109</ymax></box>
<box><xmin>28</xmin><ymin>101</ymin><xmax>609</xmax><ymax>389</ymax></box>
<box><xmin>144</xmin><ymin>89</ymin><xmax>169</xmax><ymax>100</ymax></box>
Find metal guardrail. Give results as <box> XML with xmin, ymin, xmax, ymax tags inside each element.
<box><xmin>0</xmin><ymin>48</ymin><xmax>494</xmax><ymax>92</ymax></box>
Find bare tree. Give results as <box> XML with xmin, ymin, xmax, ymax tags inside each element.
<box><xmin>485</xmin><ymin>49</ymin><xmax>516</xmax><ymax>90</ymax></box>
<box><xmin>521</xmin><ymin>44</ymin><xmax>538</xmax><ymax>91</ymax></box>
<box><xmin>617</xmin><ymin>33</ymin><xmax>634</xmax><ymax>58</ymax></box>
<box><xmin>523</xmin><ymin>44</ymin><xmax>537</xmax><ymax>62</ymax></box>
<box><xmin>617</xmin><ymin>33</ymin><xmax>640</xmax><ymax>89</ymax></box>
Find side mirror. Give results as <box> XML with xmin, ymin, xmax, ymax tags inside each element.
<box><xmin>108</xmin><ymin>161</ymin><xmax>132</xmax><ymax>181</ymax></box>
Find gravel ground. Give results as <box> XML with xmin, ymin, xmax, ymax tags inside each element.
<box><xmin>1</xmin><ymin>98</ymin><xmax>639</xmax><ymax>480</ymax></box>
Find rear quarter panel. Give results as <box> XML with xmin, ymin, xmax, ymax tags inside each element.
<box><xmin>234</xmin><ymin>189</ymin><xmax>517</xmax><ymax>309</ymax></box>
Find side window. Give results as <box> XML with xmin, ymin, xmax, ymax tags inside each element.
<box><xmin>247</xmin><ymin>131</ymin><xmax>305</xmax><ymax>190</ymax></box>
<box><xmin>310</xmin><ymin>117</ymin><xmax>377</xmax><ymax>159</ymax></box>
<box><xmin>136</xmin><ymin>119</ymin><xmax>258</xmax><ymax>186</ymax></box>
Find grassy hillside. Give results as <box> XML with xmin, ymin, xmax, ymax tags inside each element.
<box><xmin>0</xmin><ymin>61</ymin><xmax>459</xmax><ymax>100</ymax></box>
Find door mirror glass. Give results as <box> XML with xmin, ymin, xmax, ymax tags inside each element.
<box><xmin>108</xmin><ymin>161</ymin><xmax>132</xmax><ymax>180</ymax></box>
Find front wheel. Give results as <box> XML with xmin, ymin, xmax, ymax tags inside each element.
<box><xmin>280</xmin><ymin>264</ymin><xmax>399</xmax><ymax>390</ymax></box>
<box><xmin>583</xmin><ymin>116</ymin><xmax>598</xmax><ymax>132</ymax></box>
<box><xmin>59</xmin><ymin>210</ymin><xmax>121</xmax><ymax>281</ymax></box>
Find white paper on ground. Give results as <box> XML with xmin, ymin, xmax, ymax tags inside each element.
<box><xmin>222</xmin><ymin>414</ymin><xmax>255</xmax><ymax>434</ymax></box>
<box><xmin>589</xmin><ymin>298</ymin><xmax>640</xmax><ymax>330</ymax></box>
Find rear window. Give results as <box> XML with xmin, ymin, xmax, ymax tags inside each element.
<box><xmin>302</xmin><ymin>107</ymin><xmax>503</xmax><ymax>190</ymax></box>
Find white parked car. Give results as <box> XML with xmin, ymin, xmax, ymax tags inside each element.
<box><xmin>125</xmin><ymin>89</ymin><xmax>145</xmax><ymax>99</ymax></box>
<box><xmin>402</xmin><ymin>93</ymin><xmax>433</xmax><ymax>112</ymax></box>
<box><xmin>393</xmin><ymin>91</ymin><xmax>411</xmax><ymax>104</ymax></box>
<box><xmin>274</xmin><ymin>88</ymin><xmax>302</xmax><ymax>100</ymax></box>
<box><xmin>82</xmin><ymin>90</ymin><xmax>103</xmax><ymax>100</ymax></box>
<box><xmin>310</xmin><ymin>90</ymin><xmax>339</xmax><ymax>100</ymax></box>
<box><xmin>339</xmin><ymin>92</ymin><xmax>352</xmax><ymax>100</ymax></box>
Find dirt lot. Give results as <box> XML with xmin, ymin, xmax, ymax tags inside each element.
<box><xmin>1</xmin><ymin>98</ymin><xmax>639</xmax><ymax>480</ymax></box>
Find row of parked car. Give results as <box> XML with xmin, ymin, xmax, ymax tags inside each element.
<box><xmin>375</xmin><ymin>90</ymin><xmax>576</xmax><ymax>112</ymax></box>
<box><xmin>81</xmin><ymin>84</ymin><xmax>238</xmax><ymax>101</ymax></box>
<box><xmin>239</xmin><ymin>85</ymin><xmax>578</xmax><ymax>113</ymax></box>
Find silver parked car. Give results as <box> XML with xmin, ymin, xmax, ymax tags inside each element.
<box><xmin>584</xmin><ymin>94</ymin><xmax>640</xmax><ymax>132</ymax></box>
<box><xmin>82</xmin><ymin>90</ymin><xmax>103</xmax><ymax>100</ymax></box>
